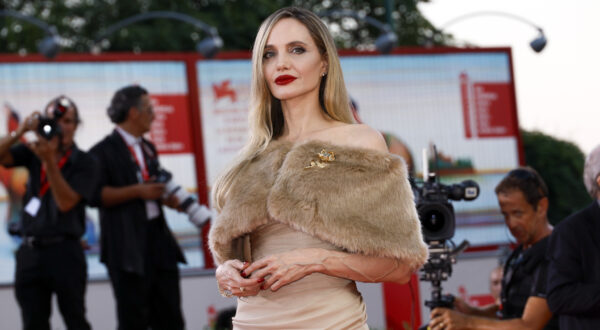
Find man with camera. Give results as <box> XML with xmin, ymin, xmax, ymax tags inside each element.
<box><xmin>0</xmin><ymin>96</ymin><xmax>94</xmax><ymax>330</ymax></box>
<box><xmin>89</xmin><ymin>85</ymin><xmax>185</xmax><ymax>330</ymax></box>
<box><xmin>429</xmin><ymin>167</ymin><xmax>558</xmax><ymax>330</ymax></box>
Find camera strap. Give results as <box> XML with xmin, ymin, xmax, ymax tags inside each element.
<box><xmin>39</xmin><ymin>148</ymin><xmax>73</xmax><ymax>197</ymax></box>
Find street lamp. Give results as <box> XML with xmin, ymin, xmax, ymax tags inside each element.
<box><xmin>317</xmin><ymin>9</ymin><xmax>398</xmax><ymax>54</ymax></box>
<box><xmin>438</xmin><ymin>11</ymin><xmax>547</xmax><ymax>53</ymax></box>
<box><xmin>0</xmin><ymin>10</ymin><xmax>61</xmax><ymax>59</ymax></box>
<box><xmin>94</xmin><ymin>11</ymin><xmax>223</xmax><ymax>58</ymax></box>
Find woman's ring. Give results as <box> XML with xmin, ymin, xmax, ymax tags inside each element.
<box><xmin>240</xmin><ymin>287</ymin><xmax>245</xmax><ymax>292</ymax></box>
<box><xmin>223</xmin><ymin>289</ymin><xmax>233</xmax><ymax>298</ymax></box>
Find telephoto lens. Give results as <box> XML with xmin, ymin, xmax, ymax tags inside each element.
<box><xmin>156</xmin><ymin>169</ymin><xmax>213</xmax><ymax>227</ymax></box>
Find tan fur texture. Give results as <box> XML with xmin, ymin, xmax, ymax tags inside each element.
<box><xmin>209</xmin><ymin>140</ymin><xmax>428</xmax><ymax>270</ymax></box>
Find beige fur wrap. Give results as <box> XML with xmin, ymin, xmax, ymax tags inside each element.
<box><xmin>209</xmin><ymin>139</ymin><xmax>429</xmax><ymax>270</ymax></box>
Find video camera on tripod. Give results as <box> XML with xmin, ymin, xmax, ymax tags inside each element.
<box><xmin>412</xmin><ymin>146</ymin><xmax>480</xmax><ymax>311</ymax></box>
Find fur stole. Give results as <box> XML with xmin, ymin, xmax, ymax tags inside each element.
<box><xmin>209</xmin><ymin>139</ymin><xmax>428</xmax><ymax>270</ymax></box>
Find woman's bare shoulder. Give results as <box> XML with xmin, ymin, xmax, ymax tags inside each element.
<box><xmin>327</xmin><ymin>123</ymin><xmax>388</xmax><ymax>152</ymax></box>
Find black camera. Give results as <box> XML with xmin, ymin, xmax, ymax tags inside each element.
<box><xmin>412</xmin><ymin>174</ymin><xmax>479</xmax><ymax>242</ymax></box>
<box><xmin>37</xmin><ymin>97</ymin><xmax>70</xmax><ymax>140</ymax></box>
<box><xmin>411</xmin><ymin>154</ymin><xmax>480</xmax><ymax>317</ymax></box>
<box><xmin>155</xmin><ymin>168</ymin><xmax>212</xmax><ymax>228</ymax></box>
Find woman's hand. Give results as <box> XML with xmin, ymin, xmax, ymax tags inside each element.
<box><xmin>244</xmin><ymin>248</ymin><xmax>415</xmax><ymax>291</ymax></box>
<box><xmin>244</xmin><ymin>248</ymin><xmax>324</xmax><ymax>292</ymax></box>
<box><xmin>216</xmin><ymin>259</ymin><xmax>264</xmax><ymax>297</ymax></box>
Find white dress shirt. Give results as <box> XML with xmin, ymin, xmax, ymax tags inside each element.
<box><xmin>115</xmin><ymin>126</ymin><xmax>160</xmax><ymax>220</ymax></box>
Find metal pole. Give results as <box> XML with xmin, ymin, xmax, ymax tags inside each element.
<box><xmin>384</xmin><ymin>0</ymin><xmax>395</xmax><ymax>30</ymax></box>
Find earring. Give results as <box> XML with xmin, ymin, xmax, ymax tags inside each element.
<box><xmin>321</xmin><ymin>72</ymin><xmax>326</xmax><ymax>77</ymax></box>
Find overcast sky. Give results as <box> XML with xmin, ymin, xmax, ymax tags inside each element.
<box><xmin>419</xmin><ymin>0</ymin><xmax>599</xmax><ymax>154</ymax></box>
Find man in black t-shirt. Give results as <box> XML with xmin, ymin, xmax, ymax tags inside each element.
<box><xmin>0</xmin><ymin>96</ymin><xmax>94</xmax><ymax>330</ymax></box>
<box><xmin>429</xmin><ymin>167</ymin><xmax>558</xmax><ymax>330</ymax></box>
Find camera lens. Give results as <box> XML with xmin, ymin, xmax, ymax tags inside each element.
<box><xmin>41</xmin><ymin>124</ymin><xmax>52</xmax><ymax>135</ymax></box>
<box><xmin>422</xmin><ymin>209</ymin><xmax>446</xmax><ymax>233</ymax></box>
<box><xmin>37</xmin><ymin>117</ymin><xmax>61</xmax><ymax>140</ymax></box>
<box><xmin>417</xmin><ymin>202</ymin><xmax>455</xmax><ymax>242</ymax></box>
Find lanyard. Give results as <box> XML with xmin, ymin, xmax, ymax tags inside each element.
<box><xmin>126</xmin><ymin>144</ymin><xmax>149</xmax><ymax>181</ymax></box>
<box><xmin>116</xmin><ymin>131</ymin><xmax>149</xmax><ymax>182</ymax></box>
<box><xmin>39</xmin><ymin>149</ymin><xmax>72</xmax><ymax>197</ymax></box>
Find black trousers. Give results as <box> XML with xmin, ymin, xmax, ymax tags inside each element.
<box><xmin>14</xmin><ymin>239</ymin><xmax>91</xmax><ymax>330</ymax></box>
<box><xmin>107</xmin><ymin>220</ymin><xmax>185</xmax><ymax>330</ymax></box>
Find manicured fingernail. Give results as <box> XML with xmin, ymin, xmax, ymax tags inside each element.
<box><xmin>257</xmin><ymin>278</ymin><xmax>264</xmax><ymax>283</ymax></box>
<box><xmin>243</xmin><ymin>261</ymin><xmax>248</xmax><ymax>266</ymax></box>
<box><xmin>240</xmin><ymin>271</ymin><xmax>247</xmax><ymax>277</ymax></box>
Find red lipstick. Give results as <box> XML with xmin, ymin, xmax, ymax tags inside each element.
<box><xmin>275</xmin><ymin>75</ymin><xmax>296</xmax><ymax>85</ymax></box>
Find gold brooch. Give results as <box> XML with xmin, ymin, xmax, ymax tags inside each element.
<box><xmin>305</xmin><ymin>149</ymin><xmax>335</xmax><ymax>169</ymax></box>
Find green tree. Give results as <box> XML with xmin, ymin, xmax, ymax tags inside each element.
<box><xmin>291</xmin><ymin>0</ymin><xmax>449</xmax><ymax>50</ymax></box>
<box><xmin>0</xmin><ymin>0</ymin><xmax>449</xmax><ymax>55</ymax></box>
<box><xmin>521</xmin><ymin>129</ymin><xmax>591</xmax><ymax>225</ymax></box>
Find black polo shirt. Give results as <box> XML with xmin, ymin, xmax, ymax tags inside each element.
<box><xmin>500</xmin><ymin>236</ymin><xmax>559</xmax><ymax>329</ymax></box>
<box><xmin>9</xmin><ymin>143</ymin><xmax>97</xmax><ymax>238</ymax></box>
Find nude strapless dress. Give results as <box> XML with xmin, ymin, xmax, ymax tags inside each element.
<box><xmin>232</xmin><ymin>221</ymin><xmax>369</xmax><ymax>330</ymax></box>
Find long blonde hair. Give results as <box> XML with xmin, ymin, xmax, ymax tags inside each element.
<box><xmin>212</xmin><ymin>7</ymin><xmax>354</xmax><ymax>210</ymax></box>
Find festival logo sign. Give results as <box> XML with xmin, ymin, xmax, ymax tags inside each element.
<box><xmin>149</xmin><ymin>94</ymin><xmax>193</xmax><ymax>154</ymax></box>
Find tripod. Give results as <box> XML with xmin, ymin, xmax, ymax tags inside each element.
<box><xmin>418</xmin><ymin>240</ymin><xmax>469</xmax><ymax>330</ymax></box>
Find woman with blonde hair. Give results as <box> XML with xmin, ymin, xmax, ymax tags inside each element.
<box><xmin>209</xmin><ymin>7</ymin><xmax>427</xmax><ymax>328</ymax></box>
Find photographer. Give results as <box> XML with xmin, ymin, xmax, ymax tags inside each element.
<box><xmin>0</xmin><ymin>96</ymin><xmax>93</xmax><ymax>330</ymax></box>
<box><xmin>89</xmin><ymin>85</ymin><xmax>185</xmax><ymax>330</ymax></box>
<box><xmin>429</xmin><ymin>167</ymin><xmax>558</xmax><ymax>330</ymax></box>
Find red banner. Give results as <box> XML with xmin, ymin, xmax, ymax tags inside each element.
<box><xmin>383</xmin><ymin>274</ymin><xmax>422</xmax><ymax>329</ymax></box>
<box><xmin>149</xmin><ymin>94</ymin><xmax>193</xmax><ymax>154</ymax></box>
<box><xmin>460</xmin><ymin>72</ymin><xmax>472</xmax><ymax>139</ymax></box>
<box><xmin>473</xmin><ymin>83</ymin><xmax>517</xmax><ymax>138</ymax></box>
<box><xmin>460</xmin><ymin>74</ymin><xmax>517</xmax><ymax>139</ymax></box>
